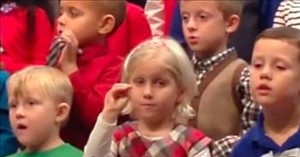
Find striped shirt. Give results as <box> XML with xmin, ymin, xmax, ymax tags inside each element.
<box><xmin>273</xmin><ymin>0</ymin><xmax>300</xmax><ymax>29</ymax></box>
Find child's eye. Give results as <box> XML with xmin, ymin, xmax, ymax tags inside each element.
<box><xmin>132</xmin><ymin>78</ymin><xmax>144</xmax><ymax>86</ymax></box>
<box><xmin>275</xmin><ymin>65</ymin><xmax>286</xmax><ymax>71</ymax></box>
<box><xmin>28</xmin><ymin>101</ymin><xmax>36</xmax><ymax>106</ymax></box>
<box><xmin>25</xmin><ymin>98</ymin><xmax>39</xmax><ymax>106</ymax></box>
<box><xmin>251</xmin><ymin>63</ymin><xmax>262</xmax><ymax>69</ymax></box>
<box><xmin>69</xmin><ymin>9</ymin><xmax>81</xmax><ymax>18</ymax></box>
<box><xmin>9</xmin><ymin>103</ymin><xmax>17</xmax><ymax>109</ymax></box>
<box><xmin>154</xmin><ymin>79</ymin><xmax>167</xmax><ymax>87</ymax></box>
<box><xmin>58</xmin><ymin>8</ymin><xmax>64</xmax><ymax>16</ymax></box>
<box><xmin>198</xmin><ymin>14</ymin><xmax>207</xmax><ymax>20</ymax></box>
<box><xmin>181</xmin><ymin>14</ymin><xmax>189</xmax><ymax>22</ymax></box>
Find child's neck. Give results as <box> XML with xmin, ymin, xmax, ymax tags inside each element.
<box><xmin>137</xmin><ymin>118</ymin><xmax>175</xmax><ymax>138</ymax></box>
<box><xmin>25</xmin><ymin>132</ymin><xmax>64</xmax><ymax>153</ymax></box>
<box><xmin>195</xmin><ymin>44</ymin><xmax>227</xmax><ymax>60</ymax></box>
<box><xmin>80</xmin><ymin>36</ymin><xmax>107</xmax><ymax>49</ymax></box>
<box><xmin>263</xmin><ymin>104</ymin><xmax>300</xmax><ymax>146</ymax></box>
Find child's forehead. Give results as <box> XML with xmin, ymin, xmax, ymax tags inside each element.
<box><xmin>60</xmin><ymin>0</ymin><xmax>104</xmax><ymax>13</ymax></box>
<box><xmin>8</xmin><ymin>82</ymin><xmax>50</xmax><ymax>100</ymax></box>
<box><xmin>180</xmin><ymin>0</ymin><xmax>220</xmax><ymax>12</ymax></box>
<box><xmin>253</xmin><ymin>39</ymin><xmax>300</xmax><ymax>62</ymax></box>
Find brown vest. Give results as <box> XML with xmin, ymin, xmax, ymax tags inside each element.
<box><xmin>189</xmin><ymin>53</ymin><xmax>247</xmax><ymax>140</ymax></box>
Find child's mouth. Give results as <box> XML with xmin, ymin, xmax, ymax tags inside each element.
<box><xmin>17</xmin><ymin>124</ymin><xmax>27</xmax><ymax>130</ymax></box>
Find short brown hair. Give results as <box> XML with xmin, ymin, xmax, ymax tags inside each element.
<box><xmin>256</xmin><ymin>27</ymin><xmax>300</xmax><ymax>60</ymax></box>
<box><xmin>180</xmin><ymin>0</ymin><xmax>243</xmax><ymax>19</ymax></box>
<box><xmin>97</xmin><ymin>0</ymin><xmax>126</xmax><ymax>32</ymax></box>
<box><xmin>216</xmin><ymin>0</ymin><xmax>243</xmax><ymax>19</ymax></box>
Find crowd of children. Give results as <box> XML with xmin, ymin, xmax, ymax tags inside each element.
<box><xmin>0</xmin><ymin>0</ymin><xmax>299</xmax><ymax>157</ymax></box>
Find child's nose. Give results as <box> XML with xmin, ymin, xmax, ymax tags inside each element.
<box><xmin>57</xmin><ymin>14</ymin><xmax>66</xmax><ymax>27</ymax></box>
<box><xmin>260</xmin><ymin>66</ymin><xmax>272</xmax><ymax>80</ymax></box>
<box><xmin>186</xmin><ymin>18</ymin><xmax>197</xmax><ymax>31</ymax></box>
<box><xmin>142</xmin><ymin>84</ymin><xmax>153</xmax><ymax>99</ymax></box>
<box><xmin>15</xmin><ymin>106</ymin><xmax>25</xmax><ymax>119</ymax></box>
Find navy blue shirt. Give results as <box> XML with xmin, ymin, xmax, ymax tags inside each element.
<box><xmin>231</xmin><ymin>114</ymin><xmax>300</xmax><ymax>157</ymax></box>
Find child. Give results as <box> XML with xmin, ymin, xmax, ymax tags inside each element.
<box><xmin>0</xmin><ymin>0</ymin><xmax>54</xmax><ymax>74</ymax></box>
<box><xmin>53</xmin><ymin>0</ymin><xmax>127</xmax><ymax>149</ymax></box>
<box><xmin>84</xmin><ymin>37</ymin><xmax>212</xmax><ymax>157</ymax></box>
<box><xmin>179</xmin><ymin>1</ymin><xmax>261</xmax><ymax>156</ymax></box>
<box><xmin>231</xmin><ymin>27</ymin><xmax>300</xmax><ymax>157</ymax></box>
<box><xmin>273</xmin><ymin>0</ymin><xmax>300</xmax><ymax>29</ymax></box>
<box><xmin>6</xmin><ymin>66</ymin><xmax>82</xmax><ymax>157</ymax></box>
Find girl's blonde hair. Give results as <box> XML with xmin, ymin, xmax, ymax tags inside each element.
<box><xmin>7</xmin><ymin>66</ymin><xmax>73</xmax><ymax>106</ymax></box>
<box><xmin>121</xmin><ymin>37</ymin><xmax>197</xmax><ymax>119</ymax></box>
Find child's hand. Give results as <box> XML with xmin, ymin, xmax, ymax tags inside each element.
<box><xmin>102</xmin><ymin>83</ymin><xmax>132</xmax><ymax>123</ymax></box>
<box><xmin>57</xmin><ymin>29</ymin><xmax>79</xmax><ymax>75</ymax></box>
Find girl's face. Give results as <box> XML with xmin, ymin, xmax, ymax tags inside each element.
<box><xmin>128</xmin><ymin>53</ymin><xmax>184</xmax><ymax>124</ymax></box>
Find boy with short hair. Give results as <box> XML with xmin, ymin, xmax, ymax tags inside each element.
<box><xmin>231</xmin><ymin>27</ymin><xmax>300</xmax><ymax>157</ymax></box>
<box><xmin>52</xmin><ymin>0</ymin><xmax>127</xmax><ymax>148</ymax></box>
<box><xmin>7</xmin><ymin>66</ymin><xmax>82</xmax><ymax>157</ymax></box>
<box><xmin>179</xmin><ymin>1</ymin><xmax>260</xmax><ymax>156</ymax></box>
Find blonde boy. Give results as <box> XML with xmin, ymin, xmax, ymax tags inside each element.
<box><xmin>7</xmin><ymin>66</ymin><xmax>82</xmax><ymax>157</ymax></box>
<box><xmin>180</xmin><ymin>1</ymin><xmax>260</xmax><ymax>156</ymax></box>
<box><xmin>232</xmin><ymin>27</ymin><xmax>300</xmax><ymax>157</ymax></box>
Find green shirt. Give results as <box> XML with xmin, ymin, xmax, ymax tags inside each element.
<box><xmin>7</xmin><ymin>144</ymin><xmax>83</xmax><ymax>157</ymax></box>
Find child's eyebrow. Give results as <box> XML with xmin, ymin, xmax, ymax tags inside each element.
<box><xmin>252</xmin><ymin>55</ymin><xmax>264</xmax><ymax>61</ymax></box>
<box><xmin>180</xmin><ymin>10</ymin><xmax>189</xmax><ymax>15</ymax></box>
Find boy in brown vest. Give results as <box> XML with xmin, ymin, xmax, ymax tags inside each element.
<box><xmin>180</xmin><ymin>1</ymin><xmax>261</xmax><ymax>156</ymax></box>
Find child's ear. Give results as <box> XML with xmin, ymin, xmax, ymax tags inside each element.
<box><xmin>176</xmin><ymin>88</ymin><xmax>186</xmax><ymax>106</ymax></box>
<box><xmin>55</xmin><ymin>102</ymin><xmax>70</xmax><ymax>124</ymax></box>
<box><xmin>225</xmin><ymin>14</ymin><xmax>240</xmax><ymax>34</ymax></box>
<box><xmin>98</xmin><ymin>14</ymin><xmax>116</xmax><ymax>35</ymax></box>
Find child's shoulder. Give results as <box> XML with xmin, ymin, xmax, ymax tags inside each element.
<box><xmin>7</xmin><ymin>144</ymin><xmax>83</xmax><ymax>157</ymax></box>
<box><xmin>231</xmin><ymin>126</ymin><xmax>259</xmax><ymax>156</ymax></box>
<box><xmin>56</xmin><ymin>144</ymin><xmax>83</xmax><ymax>157</ymax></box>
<box><xmin>6</xmin><ymin>152</ymin><xmax>23</xmax><ymax>157</ymax></box>
<box><xmin>113</xmin><ymin>121</ymin><xmax>137</xmax><ymax>141</ymax></box>
<box><xmin>172</xmin><ymin>125</ymin><xmax>211</xmax><ymax>145</ymax></box>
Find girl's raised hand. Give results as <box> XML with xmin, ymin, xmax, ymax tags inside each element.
<box><xmin>102</xmin><ymin>83</ymin><xmax>132</xmax><ymax>123</ymax></box>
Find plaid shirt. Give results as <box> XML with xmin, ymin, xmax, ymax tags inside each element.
<box><xmin>193</xmin><ymin>48</ymin><xmax>261</xmax><ymax>157</ymax></box>
<box><xmin>110</xmin><ymin>122</ymin><xmax>211</xmax><ymax>157</ymax></box>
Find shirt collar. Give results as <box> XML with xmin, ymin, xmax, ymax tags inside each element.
<box><xmin>250</xmin><ymin>113</ymin><xmax>300</xmax><ymax>150</ymax></box>
<box><xmin>77</xmin><ymin>41</ymin><xmax>108</xmax><ymax>65</ymax></box>
<box><xmin>192</xmin><ymin>47</ymin><xmax>236</xmax><ymax>73</ymax></box>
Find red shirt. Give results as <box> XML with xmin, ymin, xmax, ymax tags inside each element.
<box><xmin>61</xmin><ymin>42</ymin><xmax>123</xmax><ymax>149</ymax></box>
<box><xmin>0</xmin><ymin>6</ymin><xmax>53</xmax><ymax>73</ymax></box>
<box><xmin>108</xmin><ymin>2</ymin><xmax>151</xmax><ymax>57</ymax></box>
<box><xmin>61</xmin><ymin>2</ymin><xmax>151</xmax><ymax>149</ymax></box>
